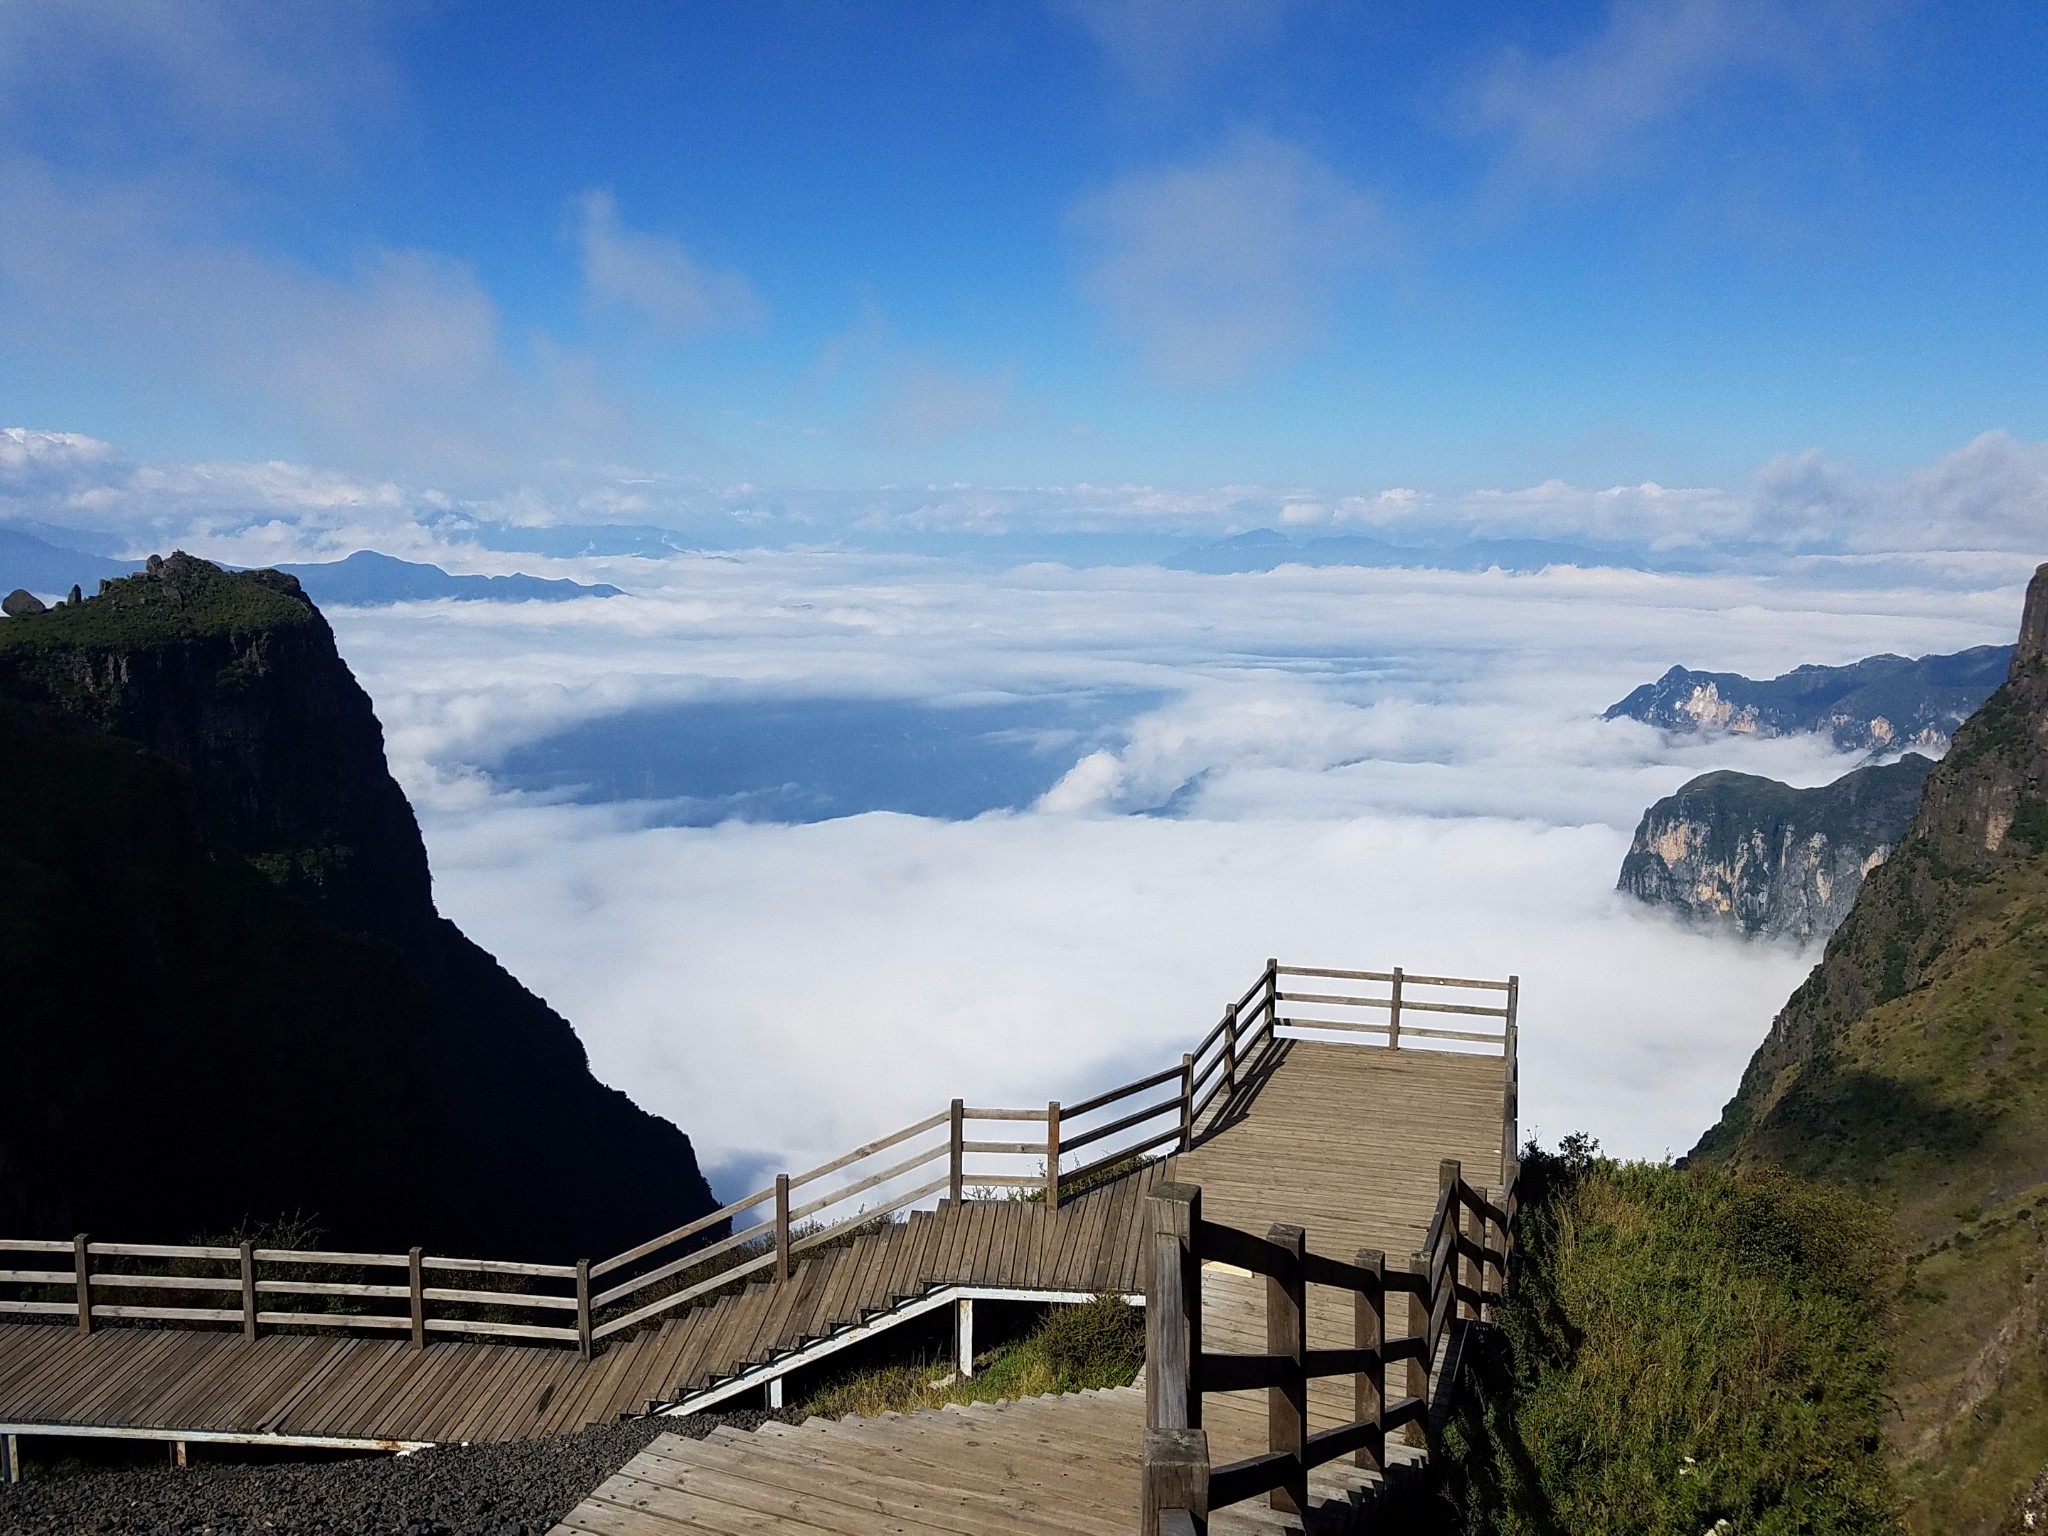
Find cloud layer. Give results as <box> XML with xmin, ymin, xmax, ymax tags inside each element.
<box><xmin>304</xmin><ymin>554</ymin><xmax>2033</xmax><ymax>1192</ymax></box>
<box><xmin>7</xmin><ymin>424</ymin><xmax>2045</xmax><ymax>575</ymax></box>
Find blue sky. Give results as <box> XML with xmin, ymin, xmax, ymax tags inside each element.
<box><xmin>7</xmin><ymin>3</ymin><xmax>2045</xmax><ymax>1167</ymax></box>
<box><xmin>1</xmin><ymin>1</ymin><xmax>2045</xmax><ymax>548</ymax></box>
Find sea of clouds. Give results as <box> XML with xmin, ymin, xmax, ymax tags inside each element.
<box><xmin>8</xmin><ymin>421</ymin><xmax>2040</xmax><ymax>1196</ymax></box>
<box><xmin>310</xmin><ymin>551</ymin><xmax>2032</xmax><ymax>1199</ymax></box>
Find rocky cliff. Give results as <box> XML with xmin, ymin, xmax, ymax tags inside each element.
<box><xmin>0</xmin><ymin>553</ymin><xmax>717</xmax><ymax>1262</ymax></box>
<box><xmin>1617</xmin><ymin>755</ymin><xmax>1933</xmax><ymax>944</ymax></box>
<box><xmin>1607</xmin><ymin>646</ymin><xmax>2012</xmax><ymax>753</ymax></box>
<box><xmin>1692</xmin><ymin>563</ymin><xmax>2048</xmax><ymax>1533</ymax></box>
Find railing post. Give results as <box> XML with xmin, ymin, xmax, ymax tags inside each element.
<box><xmin>1461</xmin><ymin>1190</ymin><xmax>1482</xmax><ymax>1323</ymax></box>
<box><xmin>1501</xmin><ymin>974</ymin><xmax>1520</xmax><ymax>1182</ymax></box>
<box><xmin>1145</xmin><ymin>1182</ymin><xmax>1202</xmax><ymax>1432</ymax></box>
<box><xmin>1503</xmin><ymin>1159</ymin><xmax>1522</xmax><ymax>1281</ymax></box>
<box><xmin>1265</xmin><ymin>957</ymin><xmax>1278</xmax><ymax>1027</ymax></box>
<box><xmin>408</xmin><ymin>1247</ymin><xmax>425</xmax><ymax>1350</ymax></box>
<box><xmin>1388</xmin><ymin>966</ymin><xmax>1404</xmax><ymax>1049</ymax></box>
<box><xmin>775</xmin><ymin>1173</ymin><xmax>792</xmax><ymax>1284</ymax></box>
<box><xmin>1142</xmin><ymin>1426</ymin><xmax>1210</xmax><ymax>1536</ymax></box>
<box><xmin>1222</xmin><ymin>1005</ymin><xmax>1238</xmax><ymax>1099</ymax></box>
<box><xmin>73</xmin><ymin>1234</ymin><xmax>90</xmax><ymax>1337</ymax></box>
<box><xmin>575</xmin><ymin>1259</ymin><xmax>593</xmax><ymax>1361</ymax></box>
<box><xmin>1405</xmin><ymin>1250</ymin><xmax>1428</xmax><ymax>1446</ymax></box>
<box><xmin>1482</xmin><ymin>1189</ymin><xmax>1505</xmax><ymax>1323</ymax></box>
<box><xmin>1044</xmin><ymin>1101</ymin><xmax>1061</xmax><ymax>1209</ymax></box>
<box><xmin>1266</xmin><ymin>1223</ymin><xmax>1308</xmax><ymax>1517</ymax></box>
<box><xmin>1439</xmin><ymin>1159</ymin><xmax>1464</xmax><ymax>1326</ymax></box>
<box><xmin>1357</xmin><ymin>1248</ymin><xmax>1385</xmax><ymax>1475</ymax></box>
<box><xmin>948</xmin><ymin>1098</ymin><xmax>965</xmax><ymax>1204</ymax></box>
<box><xmin>240</xmin><ymin>1241</ymin><xmax>257</xmax><ymax>1343</ymax></box>
<box><xmin>1179</xmin><ymin>1054</ymin><xmax>1195</xmax><ymax>1150</ymax></box>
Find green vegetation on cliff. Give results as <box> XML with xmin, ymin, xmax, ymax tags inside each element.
<box><xmin>1687</xmin><ymin>563</ymin><xmax>2048</xmax><ymax>1532</ymax></box>
<box><xmin>1437</xmin><ymin>1143</ymin><xmax>1899</xmax><ymax>1536</ymax></box>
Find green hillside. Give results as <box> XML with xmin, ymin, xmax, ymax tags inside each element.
<box><xmin>1692</xmin><ymin>563</ymin><xmax>2048</xmax><ymax>1532</ymax></box>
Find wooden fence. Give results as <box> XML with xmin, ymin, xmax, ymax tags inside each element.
<box><xmin>0</xmin><ymin>959</ymin><xmax>1518</xmax><ymax>1361</ymax></box>
<box><xmin>1138</xmin><ymin>1165</ymin><xmax>1517</xmax><ymax>1536</ymax></box>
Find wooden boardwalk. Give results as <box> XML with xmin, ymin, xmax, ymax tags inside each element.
<box><xmin>0</xmin><ymin>1167</ymin><xmax>1171</xmax><ymax>1449</ymax></box>
<box><xmin>548</xmin><ymin>1027</ymin><xmax>1508</xmax><ymax>1536</ymax></box>
<box><xmin>557</xmin><ymin>1385</ymin><xmax>1419</xmax><ymax>1536</ymax></box>
<box><xmin>0</xmin><ymin>959</ymin><xmax>1518</xmax><ymax>1510</ymax></box>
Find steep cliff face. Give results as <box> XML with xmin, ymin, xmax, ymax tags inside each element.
<box><xmin>0</xmin><ymin>554</ymin><xmax>717</xmax><ymax>1262</ymax></box>
<box><xmin>1607</xmin><ymin>646</ymin><xmax>2012</xmax><ymax>754</ymax></box>
<box><xmin>1692</xmin><ymin>563</ymin><xmax>2048</xmax><ymax>1533</ymax></box>
<box><xmin>1617</xmin><ymin>756</ymin><xmax>1933</xmax><ymax>944</ymax></box>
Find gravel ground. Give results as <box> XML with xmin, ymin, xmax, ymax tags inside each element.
<box><xmin>0</xmin><ymin>1411</ymin><xmax>796</xmax><ymax>1536</ymax></box>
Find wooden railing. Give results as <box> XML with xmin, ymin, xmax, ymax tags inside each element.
<box><xmin>0</xmin><ymin>1239</ymin><xmax>588</xmax><ymax>1352</ymax></box>
<box><xmin>0</xmin><ymin>958</ymin><xmax>1518</xmax><ymax>1363</ymax></box>
<box><xmin>1138</xmin><ymin>1165</ymin><xmax>1518</xmax><ymax>1536</ymax></box>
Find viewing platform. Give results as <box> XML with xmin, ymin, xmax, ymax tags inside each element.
<box><xmin>1</xmin><ymin>960</ymin><xmax>1521</xmax><ymax>1532</ymax></box>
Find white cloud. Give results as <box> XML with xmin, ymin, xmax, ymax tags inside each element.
<box><xmin>8</xmin><ymin>423</ymin><xmax>2046</xmax><ymax>570</ymax></box>
<box><xmin>0</xmin><ymin>162</ymin><xmax>624</xmax><ymax>486</ymax></box>
<box><xmin>0</xmin><ymin>0</ymin><xmax>399</xmax><ymax>161</ymax></box>
<box><xmin>576</xmin><ymin>189</ymin><xmax>763</xmax><ymax>340</ymax></box>
<box><xmin>1897</xmin><ymin>431</ymin><xmax>2048</xmax><ymax>552</ymax></box>
<box><xmin>1055</xmin><ymin>0</ymin><xmax>1304</xmax><ymax>96</ymax></box>
<box><xmin>308</xmin><ymin>554</ymin><xmax>2030</xmax><ymax>1189</ymax></box>
<box><xmin>1072</xmin><ymin>131</ymin><xmax>1378</xmax><ymax>386</ymax></box>
<box><xmin>1469</xmin><ymin>0</ymin><xmax>1883</xmax><ymax>193</ymax></box>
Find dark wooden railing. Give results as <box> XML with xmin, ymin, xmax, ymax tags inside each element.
<box><xmin>0</xmin><ymin>958</ymin><xmax>1518</xmax><ymax>1363</ymax></box>
<box><xmin>0</xmin><ymin>1240</ymin><xmax>587</xmax><ymax>1351</ymax></box>
<box><xmin>1139</xmin><ymin>1166</ymin><xmax>1517</xmax><ymax>1535</ymax></box>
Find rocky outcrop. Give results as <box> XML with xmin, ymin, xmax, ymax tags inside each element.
<box><xmin>1606</xmin><ymin>646</ymin><xmax>2012</xmax><ymax>754</ymax></box>
<box><xmin>1690</xmin><ymin>563</ymin><xmax>2048</xmax><ymax>1529</ymax></box>
<box><xmin>1617</xmin><ymin>756</ymin><xmax>1933</xmax><ymax>943</ymax></box>
<box><xmin>1694</xmin><ymin>568</ymin><xmax>2048</xmax><ymax>1165</ymax></box>
<box><xmin>0</xmin><ymin>553</ymin><xmax>717</xmax><ymax>1261</ymax></box>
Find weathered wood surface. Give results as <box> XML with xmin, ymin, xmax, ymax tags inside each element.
<box><xmin>0</xmin><ymin>1168</ymin><xmax>1173</xmax><ymax>1446</ymax></box>
<box><xmin>0</xmin><ymin>1026</ymin><xmax>1510</xmax><ymax>1455</ymax></box>
<box><xmin>553</xmin><ymin>1386</ymin><xmax>1407</xmax><ymax>1536</ymax></box>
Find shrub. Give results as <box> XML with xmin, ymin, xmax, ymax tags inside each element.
<box><xmin>1436</xmin><ymin>1144</ymin><xmax>1901</xmax><ymax>1536</ymax></box>
<box><xmin>1036</xmin><ymin>1293</ymin><xmax>1145</xmax><ymax>1391</ymax></box>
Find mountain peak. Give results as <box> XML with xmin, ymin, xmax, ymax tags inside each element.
<box><xmin>2013</xmin><ymin>561</ymin><xmax>2048</xmax><ymax>677</ymax></box>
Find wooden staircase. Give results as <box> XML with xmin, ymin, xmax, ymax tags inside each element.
<box><xmin>0</xmin><ymin>958</ymin><xmax>1519</xmax><ymax>1495</ymax></box>
<box><xmin>596</xmin><ymin>1165</ymin><xmax>1174</xmax><ymax>1416</ymax></box>
<box><xmin>556</xmin><ymin>1384</ymin><xmax>1414</xmax><ymax>1536</ymax></box>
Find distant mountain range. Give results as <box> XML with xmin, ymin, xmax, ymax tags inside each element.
<box><xmin>273</xmin><ymin>549</ymin><xmax>621</xmax><ymax>605</ymax></box>
<box><xmin>1606</xmin><ymin>646</ymin><xmax>2013</xmax><ymax>754</ymax></box>
<box><xmin>1160</xmin><ymin>527</ymin><xmax>1641</xmax><ymax>576</ymax></box>
<box><xmin>0</xmin><ymin>526</ymin><xmax>620</xmax><ymax>607</ymax></box>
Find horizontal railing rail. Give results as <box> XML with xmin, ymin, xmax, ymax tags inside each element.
<box><xmin>0</xmin><ymin>1240</ymin><xmax>589</xmax><ymax>1353</ymax></box>
<box><xmin>0</xmin><ymin>958</ymin><xmax>1519</xmax><ymax>1372</ymax></box>
<box><xmin>1140</xmin><ymin>1163</ymin><xmax>1519</xmax><ymax>1535</ymax></box>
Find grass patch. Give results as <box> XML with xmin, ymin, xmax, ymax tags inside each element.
<box><xmin>796</xmin><ymin>1294</ymin><xmax>1143</xmax><ymax>1419</ymax></box>
<box><xmin>1436</xmin><ymin>1138</ymin><xmax>1901</xmax><ymax>1536</ymax></box>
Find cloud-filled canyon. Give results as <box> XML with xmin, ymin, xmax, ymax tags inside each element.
<box><xmin>293</xmin><ymin>551</ymin><xmax>2032</xmax><ymax>1198</ymax></box>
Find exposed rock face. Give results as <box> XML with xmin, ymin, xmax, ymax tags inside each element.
<box><xmin>1606</xmin><ymin>645</ymin><xmax>2013</xmax><ymax>754</ymax></box>
<box><xmin>0</xmin><ymin>554</ymin><xmax>717</xmax><ymax>1261</ymax></box>
<box><xmin>1617</xmin><ymin>756</ymin><xmax>1934</xmax><ymax>944</ymax></box>
<box><xmin>1691</xmin><ymin>562</ymin><xmax>2048</xmax><ymax>1529</ymax></box>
